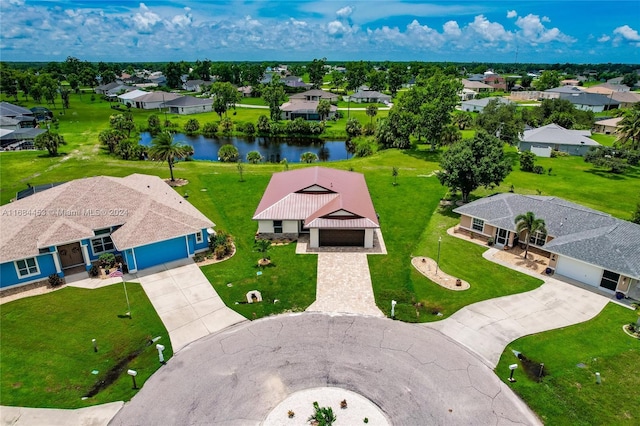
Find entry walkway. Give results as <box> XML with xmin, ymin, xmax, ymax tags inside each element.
<box><xmin>307</xmin><ymin>253</ymin><xmax>384</xmax><ymax>317</ymax></box>
<box><xmin>0</xmin><ymin>401</ymin><xmax>123</xmax><ymax>426</ymax></box>
<box><xmin>134</xmin><ymin>259</ymin><xmax>246</xmax><ymax>352</ymax></box>
<box><xmin>426</xmin><ymin>249</ymin><xmax>610</xmax><ymax>368</ymax></box>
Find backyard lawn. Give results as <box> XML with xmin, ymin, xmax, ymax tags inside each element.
<box><xmin>495</xmin><ymin>303</ymin><xmax>640</xmax><ymax>425</ymax></box>
<box><xmin>0</xmin><ymin>284</ymin><xmax>171</xmax><ymax>408</ymax></box>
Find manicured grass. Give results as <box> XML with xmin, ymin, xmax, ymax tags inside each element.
<box><xmin>495</xmin><ymin>303</ymin><xmax>640</xmax><ymax>425</ymax></box>
<box><xmin>0</xmin><ymin>284</ymin><xmax>171</xmax><ymax>408</ymax></box>
<box><xmin>590</xmin><ymin>133</ymin><xmax>616</xmax><ymax>146</ymax></box>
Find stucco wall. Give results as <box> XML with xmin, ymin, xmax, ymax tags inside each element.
<box><xmin>0</xmin><ymin>254</ymin><xmax>58</xmax><ymax>289</ymax></box>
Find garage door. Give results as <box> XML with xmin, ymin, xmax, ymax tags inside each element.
<box><xmin>555</xmin><ymin>256</ymin><xmax>601</xmax><ymax>287</ymax></box>
<box><xmin>134</xmin><ymin>237</ymin><xmax>189</xmax><ymax>270</ymax></box>
<box><xmin>319</xmin><ymin>230</ymin><xmax>365</xmax><ymax>247</ymax></box>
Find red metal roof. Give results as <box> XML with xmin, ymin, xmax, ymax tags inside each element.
<box><xmin>253</xmin><ymin>167</ymin><xmax>379</xmax><ymax>228</ymax></box>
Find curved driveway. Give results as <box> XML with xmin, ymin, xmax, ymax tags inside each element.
<box><xmin>110</xmin><ymin>313</ymin><xmax>540</xmax><ymax>425</ymax></box>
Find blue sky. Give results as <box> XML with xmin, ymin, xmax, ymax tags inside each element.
<box><xmin>1</xmin><ymin>0</ymin><xmax>638</xmax><ymax>63</ymax></box>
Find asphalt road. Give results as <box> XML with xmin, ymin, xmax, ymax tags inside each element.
<box><xmin>110</xmin><ymin>313</ymin><xmax>540</xmax><ymax>425</ymax></box>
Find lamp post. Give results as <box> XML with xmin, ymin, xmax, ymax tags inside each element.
<box><xmin>435</xmin><ymin>236</ymin><xmax>442</xmax><ymax>276</ymax></box>
<box><xmin>156</xmin><ymin>344</ymin><xmax>165</xmax><ymax>364</ymax></box>
<box><xmin>391</xmin><ymin>300</ymin><xmax>397</xmax><ymax>319</ymax></box>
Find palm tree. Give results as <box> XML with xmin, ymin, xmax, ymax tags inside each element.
<box><xmin>616</xmin><ymin>104</ymin><xmax>640</xmax><ymax>150</ymax></box>
<box><xmin>366</xmin><ymin>104</ymin><xmax>378</xmax><ymax>125</ymax></box>
<box><xmin>514</xmin><ymin>211</ymin><xmax>547</xmax><ymax>259</ymax></box>
<box><xmin>148</xmin><ymin>131</ymin><xmax>191</xmax><ymax>182</ymax></box>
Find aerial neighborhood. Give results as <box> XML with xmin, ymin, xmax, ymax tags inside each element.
<box><xmin>1</xmin><ymin>4</ymin><xmax>640</xmax><ymax>423</ymax></box>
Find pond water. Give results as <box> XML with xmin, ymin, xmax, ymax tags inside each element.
<box><xmin>139</xmin><ymin>132</ymin><xmax>350</xmax><ymax>163</ymax></box>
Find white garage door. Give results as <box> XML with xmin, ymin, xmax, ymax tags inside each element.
<box><xmin>555</xmin><ymin>256</ymin><xmax>601</xmax><ymax>287</ymax></box>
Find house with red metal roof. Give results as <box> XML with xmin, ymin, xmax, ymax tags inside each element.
<box><xmin>252</xmin><ymin>167</ymin><xmax>379</xmax><ymax>248</ymax></box>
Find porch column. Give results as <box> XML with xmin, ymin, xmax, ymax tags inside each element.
<box><xmin>52</xmin><ymin>251</ymin><xmax>62</xmax><ymax>273</ymax></box>
<box><xmin>81</xmin><ymin>244</ymin><xmax>91</xmax><ymax>267</ymax></box>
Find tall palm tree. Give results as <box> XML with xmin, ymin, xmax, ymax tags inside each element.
<box><xmin>514</xmin><ymin>211</ymin><xmax>547</xmax><ymax>259</ymax></box>
<box><xmin>148</xmin><ymin>131</ymin><xmax>191</xmax><ymax>182</ymax></box>
<box><xmin>616</xmin><ymin>105</ymin><xmax>640</xmax><ymax>150</ymax></box>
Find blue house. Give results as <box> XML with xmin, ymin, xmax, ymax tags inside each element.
<box><xmin>0</xmin><ymin>174</ymin><xmax>213</xmax><ymax>290</ymax></box>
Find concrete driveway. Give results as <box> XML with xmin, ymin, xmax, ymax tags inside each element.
<box><xmin>109</xmin><ymin>314</ymin><xmax>541</xmax><ymax>425</ymax></box>
<box><xmin>307</xmin><ymin>253</ymin><xmax>384</xmax><ymax>317</ymax></box>
<box><xmin>427</xmin><ymin>278</ymin><xmax>610</xmax><ymax>367</ymax></box>
<box><xmin>135</xmin><ymin>258</ymin><xmax>246</xmax><ymax>352</ymax></box>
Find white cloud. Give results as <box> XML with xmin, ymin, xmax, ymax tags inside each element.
<box><xmin>8</xmin><ymin>0</ymin><xmax>25</xmax><ymax>5</ymax></box>
<box><xmin>443</xmin><ymin>20</ymin><xmax>461</xmax><ymax>37</ymax></box>
<box><xmin>515</xmin><ymin>14</ymin><xmax>574</xmax><ymax>44</ymax></box>
<box><xmin>133</xmin><ymin>3</ymin><xmax>161</xmax><ymax>32</ymax></box>
<box><xmin>542</xmin><ymin>16</ymin><xmax>550</xmax><ymax>23</ymax></box>
<box><xmin>468</xmin><ymin>15</ymin><xmax>512</xmax><ymax>43</ymax></box>
<box><xmin>506</xmin><ymin>10</ymin><xmax>517</xmax><ymax>19</ymax></box>
<box><xmin>597</xmin><ymin>35</ymin><xmax>610</xmax><ymax>43</ymax></box>
<box><xmin>327</xmin><ymin>20</ymin><xmax>348</xmax><ymax>35</ymax></box>
<box><xmin>614</xmin><ymin>25</ymin><xmax>640</xmax><ymax>42</ymax></box>
<box><xmin>336</xmin><ymin>6</ymin><xmax>353</xmax><ymax>18</ymax></box>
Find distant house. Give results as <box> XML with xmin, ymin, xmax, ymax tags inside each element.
<box><xmin>483</xmin><ymin>75</ymin><xmax>507</xmax><ymax>91</ymax></box>
<box><xmin>280</xmin><ymin>100</ymin><xmax>337</xmax><ymax>121</ymax></box>
<box><xmin>253</xmin><ymin>167</ymin><xmax>380</xmax><ymax>248</ymax></box>
<box><xmin>94</xmin><ymin>81</ymin><xmax>123</xmax><ymax>95</ymax></box>
<box><xmin>561</xmin><ymin>79</ymin><xmax>581</xmax><ymax>86</ymax></box>
<box><xmin>460</xmin><ymin>97</ymin><xmax>512</xmax><ymax>112</ymax></box>
<box><xmin>584</xmin><ymin>83</ymin><xmax>630</xmax><ymax>95</ymax></box>
<box><xmin>518</xmin><ymin>123</ymin><xmax>599</xmax><ymax>157</ymax></box>
<box><xmin>453</xmin><ymin>193</ymin><xmax>640</xmax><ymax>298</ymax></box>
<box><xmin>164</xmin><ymin>96</ymin><xmax>213</xmax><ymax>115</ymax></box>
<box><xmin>545</xmin><ymin>86</ymin><xmax>583</xmax><ymax>94</ymax></box>
<box><xmin>237</xmin><ymin>86</ymin><xmax>253</xmax><ymax>97</ymax></box>
<box><xmin>289</xmin><ymin>89</ymin><xmax>339</xmax><ymax>102</ymax></box>
<box><xmin>462</xmin><ymin>79</ymin><xmax>493</xmax><ymax>92</ymax></box>
<box><xmin>183</xmin><ymin>80</ymin><xmax>207</xmax><ymax>92</ymax></box>
<box><xmin>610</xmin><ymin>91</ymin><xmax>640</xmax><ymax>108</ymax></box>
<box><xmin>347</xmin><ymin>90</ymin><xmax>391</xmax><ymax>104</ymax></box>
<box><xmin>282</xmin><ymin>76</ymin><xmax>311</xmax><ymax>89</ymax></box>
<box><xmin>593</xmin><ymin>117</ymin><xmax>623</xmax><ymax>135</ymax></box>
<box><xmin>0</xmin><ymin>174</ymin><xmax>213</xmax><ymax>290</ymax></box>
<box><xmin>1</xmin><ymin>127</ymin><xmax>46</xmax><ymax>150</ymax></box>
<box><xmin>559</xmin><ymin>92</ymin><xmax>620</xmax><ymax>112</ymax></box>
<box><xmin>117</xmin><ymin>90</ymin><xmax>182</xmax><ymax>109</ymax></box>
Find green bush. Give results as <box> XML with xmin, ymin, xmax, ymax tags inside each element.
<box><xmin>202</xmin><ymin>122</ymin><xmax>218</xmax><ymax>136</ymax></box>
<box><xmin>98</xmin><ymin>252</ymin><xmax>116</xmax><ymax>267</ymax></box>
<box><xmin>519</xmin><ymin>151</ymin><xmax>536</xmax><ymax>172</ymax></box>
<box><xmin>218</xmin><ymin>144</ymin><xmax>239</xmax><ymax>162</ymax></box>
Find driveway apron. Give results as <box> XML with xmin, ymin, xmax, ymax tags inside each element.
<box><xmin>135</xmin><ymin>258</ymin><xmax>246</xmax><ymax>352</ymax></box>
<box><xmin>307</xmin><ymin>252</ymin><xmax>384</xmax><ymax>317</ymax></box>
<box><xmin>426</xmin><ymin>279</ymin><xmax>609</xmax><ymax>367</ymax></box>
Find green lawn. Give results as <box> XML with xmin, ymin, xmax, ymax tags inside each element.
<box><xmin>495</xmin><ymin>303</ymin><xmax>640</xmax><ymax>425</ymax></box>
<box><xmin>0</xmin><ymin>284</ymin><xmax>171</xmax><ymax>408</ymax></box>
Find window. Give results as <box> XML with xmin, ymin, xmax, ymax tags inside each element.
<box><xmin>529</xmin><ymin>231</ymin><xmax>546</xmax><ymax>246</ymax></box>
<box><xmin>94</xmin><ymin>228</ymin><xmax>111</xmax><ymax>236</ymax></box>
<box><xmin>196</xmin><ymin>231</ymin><xmax>204</xmax><ymax>244</ymax></box>
<box><xmin>472</xmin><ymin>218</ymin><xmax>484</xmax><ymax>232</ymax></box>
<box><xmin>273</xmin><ymin>220</ymin><xmax>283</xmax><ymax>233</ymax></box>
<box><xmin>600</xmin><ymin>270</ymin><xmax>620</xmax><ymax>291</ymax></box>
<box><xmin>92</xmin><ymin>236</ymin><xmax>114</xmax><ymax>254</ymax></box>
<box><xmin>16</xmin><ymin>257</ymin><xmax>39</xmax><ymax>277</ymax></box>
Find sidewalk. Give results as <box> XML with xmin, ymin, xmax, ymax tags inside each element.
<box><xmin>0</xmin><ymin>402</ymin><xmax>123</xmax><ymax>426</ymax></box>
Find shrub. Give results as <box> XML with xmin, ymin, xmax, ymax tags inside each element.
<box><xmin>220</xmin><ymin>116</ymin><xmax>234</xmax><ymax>134</ymax></box>
<box><xmin>257</xmin><ymin>115</ymin><xmax>271</xmax><ymax>134</ymax></box>
<box><xmin>532</xmin><ymin>165</ymin><xmax>545</xmax><ymax>174</ymax></box>
<box><xmin>218</xmin><ymin>144</ymin><xmax>239</xmax><ymax>162</ymax></box>
<box><xmin>519</xmin><ymin>151</ymin><xmax>536</xmax><ymax>172</ymax></box>
<box><xmin>300</xmin><ymin>151</ymin><xmax>318</xmax><ymax>163</ymax></box>
<box><xmin>48</xmin><ymin>274</ymin><xmax>63</xmax><ymax>287</ymax></box>
<box><xmin>244</xmin><ymin>122</ymin><xmax>256</xmax><ymax>136</ymax></box>
<box><xmin>209</xmin><ymin>230</ymin><xmax>234</xmax><ymax>259</ymax></box>
<box><xmin>202</xmin><ymin>122</ymin><xmax>219</xmax><ymax>136</ymax></box>
<box><xmin>345</xmin><ymin>118</ymin><xmax>362</xmax><ymax>138</ymax></box>
<box><xmin>354</xmin><ymin>136</ymin><xmax>378</xmax><ymax>157</ymax></box>
<box><xmin>246</xmin><ymin>150</ymin><xmax>263</xmax><ymax>164</ymax></box>
<box><xmin>99</xmin><ymin>252</ymin><xmax>116</xmax><ymax>267</ymax></box>
<box><xmin>550</xmin><ymin>150</ymin><xmax>569</xmax><ymax>158</ymax></box>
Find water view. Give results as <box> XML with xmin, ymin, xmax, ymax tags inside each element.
<box><xmin>139</xmin><ymin>132</ymin><xmax>349</xmax><ymax>163</ymax></box>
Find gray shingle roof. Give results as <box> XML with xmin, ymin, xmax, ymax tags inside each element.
<box><xmin>164</xmin><ymin>96</ymin><xmax>211</xmax><ymax>107</ymax></box>
<box><xmin>453</xmin><ymin>193</ymin><xmax>640</xmax><ymax>279</ymax></box>
<box><xmin>521</xmin><ymin>123</ymin><xmax>599</xmax><ymax>146</ymax></box>
<box><xmin>0</xmin><ymin>102</ymin><xmax>34</xmax><ymax>118</ymax></box>
<box><xmin>559</xmin><ymin>92</ymin><xmax>621</xmax><ymax>106</ymax></box>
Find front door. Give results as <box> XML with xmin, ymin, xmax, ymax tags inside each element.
<box><xmin>496</xmin><ymin>228</ymin><xmax>509</xmax><ymax>246</ymax></box>
<box><xmin>57</xmin><ymin>242</ymin><xmax>84</xmax><ymax>269</ymax></box>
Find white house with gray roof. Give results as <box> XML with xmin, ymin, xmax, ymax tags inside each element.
<box><xmin>0</xmin><ymin>174</ymin><xmax>213</xmax><ymax>290</ymax></box>
<box><xmin>518</xmin><ymin>123</ymin><xmax>600</xmax><ymax>157</ymax></box>
<box><xmin>460</xmin><ymin>97</ymin><xmax>512</xmax><ymax>112</ymax></box>
<box><xmin>453</xmin><ymin>193</ymin><xmax>640</xmax><ymax>299</ymax></box>
<box><xmin>164</xmin><ymin>96</ymin><xmax>213</xmax><ymax>115</ymax></box>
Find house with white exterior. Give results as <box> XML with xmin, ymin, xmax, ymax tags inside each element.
<box><xmin>460</xmin><ymin>97</ymin><xmax>513</xmax><ymax>112</ymax></box>
<box><xmin>253</xmin><ymin>167</ymin><xmax>380</xmax><ymax>248</ymax></box>
<box><xmin>347</xmin><ymin>90</ymin><xmax>392</xmax><ymax>104</ymax></box>
<box><xmin>0</xmin><ymin>174</ymin><xmax>213</xmax><ymax>290</ymax></box>
<box><xmin>593</xmin><ymin>117</ymin><xmax>623</xmax><ymax>135</ymax></box>
<box><xmin>164</xmin><ymin>96</ymin><xmax>213</xmax><ymax>115</ymax></box>
<box><xmin>117</xmin><ymin>90</ymin><xmax>182</xmax><ymax>109</ymax></box>
<box><xmin>453</xmin><ymin>193</ymin><xmax>640</xmax><ymax>298</ymax></box>
<box><xmin>559</xmin><ymin>92</ymin><xmax>620</xmax><ymax>112</ymax></box>
<box><xmin>518</xmin><ymin>123</ymin><xmax>600</xmax><ymax>157</ymax></box>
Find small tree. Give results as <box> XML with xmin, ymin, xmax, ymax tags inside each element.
<box><xmin>366</xmin><ymin>104</ymin><xmax>378</xmax><ymax>125</ymax></box>
<box><xmin>34</xmin><ymin>131</ymin><xmax>66</xmax><ymax>156</ymax></box>
<box><xmin>149</xmin><ymin>131</ymin><xmax>192</xmax><ymax>182</ymax></box>
<box><xmin>316</xmin><ymin>99</ymin><xmax>332</xmax><ymax>121</ymax></box>
<box><xmin>345</xmin><ymin>118</ymin><xmax>362</xmax><ymax>138</ymax></box>
<box><xmin>514</xmin><ymin>211</ymin><xmax>547</xmax><ymax>259</ymax></box>
<box><xmin>246</xmin><ymin>151</ymin><xmax>263</xmax><ymax>164</ymax></box>
<box><xmin>300</xmin><ymin>152</ymin><xmax>318</xmax><ymax>163</ymax></box>
<box><xmin>519</xmin><ymin>151</ymin><xmax>536</xmax><ymax>172</ymax></box>
<box><xmin>218</xmin><ymin>144</ymin><xmax>239</xmax><ymax>162</ymax></box>
<box><xmin>254</xmin><ymin>238</ymin><xmax>272</xmax><ymax>263</ymax></box>
<box><xmin>220</xmin><ymin>117</ymin><xmax>234</xmax><ymax>135</ymax></box>
<box><xmin>631</xmin><ymin>200</ymin><xmax>640</xmax><ymax>225</ymax></box>
<box><xmin>392</xmin><ymin>166</ymin><xmax>398</xmax><ymax>186</ymax></box>
<box><xmin>184</xmin><ymin>118</ymin><xmax>200</xmax><ymax>135</ymax></box>
<box><xmin>307</xmin><ymin>402</ymin><xmax>336</xmax><ymax>426</ymax></box>
<box><xmin>237</xmin><ymin>161</ymin><xmax>245</xmax><ymax>182</ymax></box>
<box><xmin>257</xmin><ymin>115</ymin><xmax>271</xmax><ymax>134</ymax></box>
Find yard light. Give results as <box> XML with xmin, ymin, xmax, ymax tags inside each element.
<box><xmin>391</xmin><ymin>300</ymin><xmax>397</xmax><ymax>319</ymax></box>
<box><xmin>156</xmin><ymin>344</ymin><xmax>165</xmax><ymax>364</ymax></box>
<box><xmin>595</xmin><ymin>372</ymin><xmax>601</xmax><ymax>384</ymax></box>
<box><xmin>508</xmin><ymin>364</ymin><xmax>518</xmax><ymax>382</ymax></box>
<box><xmin>127</xmin><ymin>369</ymin><xmax>138</xmax><ymax>389</ymax></box>
<box><xmin>122</xmin><ymin>279</ymin><xmax>131</xmax><ymax>318</ymax></box>
<box><xmin>92</xmin><ymin>338</ymin><xmax>97</xmax><ymax>353</ymax></box>
<box><xmin>435</xmin><ymin>237</ymin><xmax>442</xmax><ymax>276</ymax></box>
